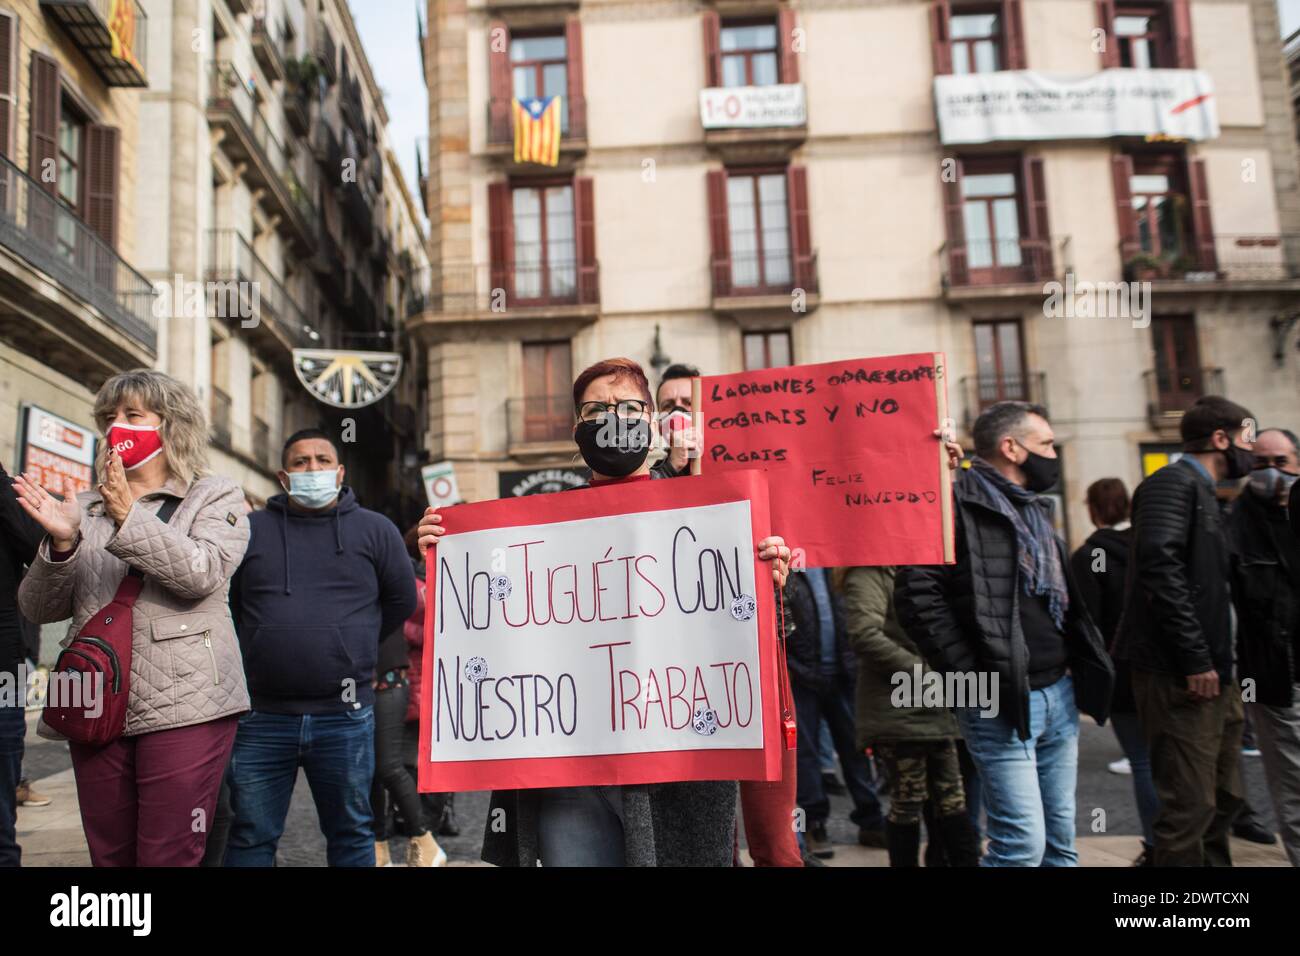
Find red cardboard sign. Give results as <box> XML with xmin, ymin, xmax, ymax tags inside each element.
<box><xmin>417</xmin><ymin>470</ymin><xmax>783</xmax><ymax>793</ymax></box>
<box><xmin>696</xmin><ymin>352</ymin><xmax>954</xmax><ymax>568</ymax></box>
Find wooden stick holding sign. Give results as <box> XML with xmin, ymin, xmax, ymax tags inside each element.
<box><xmin>695</xmin><ymin>352</ymin><xmax>955</xmax><ymax>568</ymax></box>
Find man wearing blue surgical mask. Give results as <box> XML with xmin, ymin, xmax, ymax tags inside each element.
<box><xmin>224</xmin><ymin>428</ymin><xmax>417</xmax><ymax>867</ymax></box>
<box><xmin>1227</xmin><ymin>428</ymin><xmax>1300</xmax><ymax>866</ymax></box>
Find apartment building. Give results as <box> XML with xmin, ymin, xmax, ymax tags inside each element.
<box><xmin>0</xmin><ymin>0</ymin><xmax>151</xmax><ymax>486</ymax></box>
<box><xmin>136</xmin><ymin>0</ymin><xmax>407</xmax><ymax>508</ymax></box>
<box><xmin>417</xmin><ymin>0</ymin><xmax>1300</xmax><ymax>543</ymax></box>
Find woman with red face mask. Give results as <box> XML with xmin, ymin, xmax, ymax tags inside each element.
<box><xmin>15</xmin><ymin>369</ymin><xmax>251</xmax><ymax>866</ymax></box>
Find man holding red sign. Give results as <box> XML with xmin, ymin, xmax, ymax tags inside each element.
<box><xmin>417</xmin><ymin>358</ymin><xmax>793</xmax><ymax>867</ymax></box>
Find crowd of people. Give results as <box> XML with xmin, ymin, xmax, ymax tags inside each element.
<box><xmin>0</xmin><ymin>360</ymin><xmax>1296</xmax><ymax>868</ymax></box>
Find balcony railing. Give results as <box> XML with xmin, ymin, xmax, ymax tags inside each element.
<box><xmin>507</xmin><ymin>395</ymin><xmax>577</xmax><ymax>448</ymax></box>
<box><xmin>0</xmin><ymin>154</ymin><xmax>156</xmax><ymax>350</ymax></box>
<box><xmin>211</xmin><ymin>387</ymin><xmax>232</xmax><ymax>448</ymax></box>
<box><xmin>41</xmin><ymin>0</ymin><xmax>149</xmax><ymax>87</ymax></box>
<box><xmin>959</xmin><ymin>371</ymin><xmax>1048</xmax><ymax>433</ymax></box>
<box><xmin>487</xmin><ymin>96</ymin><xmax>588</xmax><ymax>148</ymax></box>
<box><xmin>711</xmin><ymin>250</ymin><xmax>819</xmax><ymax>300</ymax></box>
<box><xmin>941</xmin><ymin>236</ymin><xmax>1071</xmax><ymax>290</ymax></box>
<box><xmin>251</xmin><ymin>17</ymin><xmax>288</xmax><ymax>82</ymax></box>
<box><xmin>341</xmin><ymin>76</ymin><xmax>368</xmax><ymax>143</ymax></box>
<box><xmin>1144</xmin><ymin>366</ymin><xmax>1224</xmax><ymax>429</ymax></box>
<box><xmin>316</xmin><ymin>28</ymin><xmax>337</xmax><ymax>83</ymax></box>
<box><xmin>206</xmin><ymin>229</ymin><xmax>318</xmax><ymax>350</ymax></box>
<box><xmin>406</xmin><ymin>261</ymin><xmax>600</xmax><ymax>315</ymax></box>
<box><xmin>1122</xmin><ymin>235</ymin><xmax>1300</xmax><ymax>283</ymax></box>
<box><xmin>207</xmin><ymin>61</ymin><xmax>319</xmax><ymax>248</ymax></box>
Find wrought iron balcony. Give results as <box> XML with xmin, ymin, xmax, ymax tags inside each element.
<box><xmin>1143</xmin><ymin>366</ymin><xmax>1224</xmax><ymax>431</ymax></box>
<box><xmin>251</xmin><ymin>16</ymin><xmax>287</xmax><ymax>83</ymax></box>
<box><xmin>710</xmin><ymin>250</ymin><xmax>819</xmax><ymax>305</ymax></box>
<box><xmin>0</xmin><ymin>154</ymin><xmax>155</xmax><ymax>350</ymax></box>
<box><xmin>41</xmin><ymin>0</ymin><xmax>149</xmax><ymax>87</ymax></box>
<box><xmin>206</xmin><ymin>229</ymin><xmax>320</xmax><ymax>355</ymax></box>
<box><xmin>958</xmin><ymin>371</ymin><xmax>1048</xmax><ymax>434</ymax></box>
<box><xmin>487</xmin><ymin>96</ymin><xmax>588</xmax><ymax>152</ymax></box>
<box><xmin>405</xmin><ymin>261</ymin><xmax>600</xmax><ymax>318</ymax></box>
<box><xmin>941</xmin><ymin>236</ymin><xmax>1071</xmax><ymax>294</ymax></box>
<box><xmin>1121</xmin><ymin>235</ymin><xmax>1300</xmax><ymax>284</ymax></box>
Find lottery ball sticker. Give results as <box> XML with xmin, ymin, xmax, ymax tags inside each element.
<box><xmin>489</xmin><ymin>575</ymin><xmax>512</xmax><ymax>601</ymax></box>
<box><xmin>692</xmin><ymin>707</ymin><xmax>720</xmax><ymax>736</ymax></box>
<box><xmin>730</xmin><ymin>593</ymin><xmax>756</xmax><ymax>622</ymax></box>
<box><xmin>464</xmin><ymin>656</ymin><xmax>490</xmax><ymax>683</ymax></box>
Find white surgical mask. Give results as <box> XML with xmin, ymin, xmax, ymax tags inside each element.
<box><xmin>1249</xmin><ymin>467</ymin><xmax>1299</xmax><ymax>500</ymax></box>
<box><xmin>285</xmin><ymin>469</ymin><xmax>340</xmax><ymax>508</ymax></box>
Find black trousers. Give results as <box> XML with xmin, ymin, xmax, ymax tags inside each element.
<box><xmin>371</xmin><ymin>681</ymin><xmax>426</xmax><ymax>840</ymax></box>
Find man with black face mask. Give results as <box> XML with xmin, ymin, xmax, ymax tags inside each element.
<box><xmin>1115</xmin><ymin>394</ymin><xmax>1256</xmax><ymax>866</ymax></box>
<box><xmin>1227</xmin><ymin>427</ymin><xmax>1300</xmax><ymax>865</ymax></box>
<box><xmin>896</xmin><ymin>401</ymin><xmax>1114</xmax><ymax>866</ymax></box>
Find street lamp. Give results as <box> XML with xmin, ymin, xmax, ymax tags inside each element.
<box><xmin>649</xmin><ymin>323</ymin><xmax>670</xmax><ymax>378</ymax></box>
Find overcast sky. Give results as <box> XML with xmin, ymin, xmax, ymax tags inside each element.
<box><xmin>1282</xmin><ymin>0</ymin><xmax>1300</xmax><ymax>37</ymax></box>
<box><xmin>351</xmin><ymin>2</ymin><xmax>428</xmax><ymax>228</ymax></box>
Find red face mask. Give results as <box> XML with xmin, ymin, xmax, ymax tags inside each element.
<box><xmin>106</xmin><ymin>423</ymin><xmax>164</xmax><ymax>471</ymax></box>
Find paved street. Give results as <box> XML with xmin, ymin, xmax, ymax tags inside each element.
<box><xmin>16</xmin><ymin>710</ymin><xmax>1289</xmax><ymax>867</ymax></box>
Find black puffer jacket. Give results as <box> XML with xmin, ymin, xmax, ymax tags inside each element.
<box><xmin>1226</xmin><ymin>489</ymin><xmax>1298</xmax><ymax>707</ymax></box>
<box><xmin>783</xmin><ymin>569</ymin><xmax>854</xmax><ymax>693</ymax></box>
<box><xmin>1114</xmin><ymin>459</ymin><xmax>1233</xmax><ymax>682</ymax></box>
<box><xmin>0</xmin><ymin>463</ymin><xmax>44</xmax><ymax>674</ymax></box>
<box><xmin>1070</xmin><ymin>527</ymin><xmax>1135</xmax><ymax>712</ymax></box>
<box><xmin>895</xmin><ymin>471</ymin><xmax>1114</xmax><ymax>741</ymax></box>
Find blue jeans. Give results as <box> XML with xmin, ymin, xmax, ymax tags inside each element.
<box><xmin>958</xmin><ymin>674</ymin><xmax>1079</xmax><ymax>867</ymax></box>
<box><xmin>224</xmin><ymin>706</ymin><xmax>376</xmax><ymax>867</ymax></box>
<box><xmin>536</xmin><ymin>785</ymin><xmax>626</xmax><ymax>866</ymax></box>
<box><xmin>0</xmin><ymin>700</ymin><xmax>24</xmax><ymax>867</ymax></box>
<box><xmin>793</xmin><ymin>677</ymin><xmax>884</xmax><ymax>829</ymax></box>
<box><xmin>1110</xmin><ymin>710</ymin><xmax>1158</xmax><ymax>847</ymax></box>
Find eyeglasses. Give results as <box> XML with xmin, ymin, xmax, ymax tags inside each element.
<box><xmin>577</xmin><ymin>399</ymin><xmax>650</xmax><ymax>423</ymax></box>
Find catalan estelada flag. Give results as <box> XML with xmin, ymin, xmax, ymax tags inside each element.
<box><xmin>513</xmin><ymin>95</ymin><xmax>562</xmax><ymax>167</ymax></box>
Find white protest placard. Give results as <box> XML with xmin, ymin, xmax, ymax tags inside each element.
<box><xmin>417</xmin><ymin>470</ymin><xmax>782</xmax><ymax>792</ymax></box>
<box><xmin>700</xmin><ymin>83</ymin><xmax>807</xmax><ymax>129</ymax></box>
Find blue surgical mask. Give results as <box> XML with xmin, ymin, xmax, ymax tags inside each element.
<box><xmin>285</xmin><ymin>469</ymin><xmax>340</xmax><ymax>509</ymax></box>
<box><xmin>1249</xmin><ymin>467</ymin><xmax>1299</xmax><ymax>500</ymax></box>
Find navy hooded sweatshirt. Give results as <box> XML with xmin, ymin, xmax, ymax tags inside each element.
<box><xmin>231</xmin><ymin>486</ymin><xmax>417</xmax><ymax>715</ymax></box>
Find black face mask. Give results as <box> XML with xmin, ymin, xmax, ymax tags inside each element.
<box><xmin>1221</xmin><ymin>444</ymin><xmax>1255</xmax><ymax>481</ymax></box>
<box><xmin>575</xmin><ymin>416</ymin><xmax>651</xmax><ymax>478</ymax></box>
<box><xmin>1015</xmin><ymin>442</ymin><xmax>1060</xmax><ymax>493</ymax></box>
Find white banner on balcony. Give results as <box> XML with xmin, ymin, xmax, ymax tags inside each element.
<box><xmin>699</xmin><ymin>84</ymin><xmax>807</xmax><ymax>129</ymax></box>
<box><xmin>934</xmin><ymin>69</ymin><xmax>1219</xmax><ymax>145</ymax></box>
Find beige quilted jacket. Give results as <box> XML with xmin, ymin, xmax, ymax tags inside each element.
<box><xmin>19</xmin><ymin>474</ymin><xmax>252</xmax><ymax>737</ymax></box>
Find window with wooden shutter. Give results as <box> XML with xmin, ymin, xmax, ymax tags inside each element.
<box><xmin>1001</xmin><ymin>0</ymin><xmax>1026</xmax><ymax>69</ymax></box>
<box><xmin>777</xmin><ymin>8</ymin><xmax>799</xmax><ymax>84</ymax></box>
<box><xmin>724</xmin><ymin>169</ymin><xmax>791</xmax><ymax>292</ymax></box>
<box><xmin>1111</xmin><ymin>153</ymin><xmax>1139</xmax><ymax>261</ymax></box>
<box><xmin>1169</xmin><ymin>0</ymin><xmax>1194</xmax><ymax>68</ymax></box>
<box><xmin>488</xmin><ymin>19</ymin><xmax>512</xmax><ymax>144</ymax></box>
<box><xmin>522</xmin><ymin>341</ymin><xmax>573</xmax><ymax>443</ymax></box>
<box><xmin>1186</xmin><ymin>157</ymin><xmax>1215</xmax><ymax>272</ymax></box>
<box><xmin>973</xmin><ymin>319</ymin><xmax>1027</xmax><ymax>406</ymax></box>
<box><xmin>787</xmin><ymin>165</ymin><xmax>813</xmax><ymax>292</ymax></box>
<box><xmin>1021</xmin><ymin>155</ymin><xmax>1051</xmax><ymax>280</ymax></box>
<box><xmin>30</xmin><ymin>54</ymin><xmax>61</xmax><ymax>194</ymax></box>
<box><xmin>1095</xmin><ymin>0</ymin><xmax>1119</xmax><ymax>68</ymax></box>
<box><xmin>743</xmin><ymin>330</ymin><xmax>793</xmax><ymax>370</ymax></box>
<box><xmin>86</xmin><ymin>125</ymin><xmax>120</xmax><ymax>250</ymax></box>
<box><xmin>565</xmin><ymin>16</ymin><xmax>585</xmax><ymax>139</ymax></box>
<box><xmin>706</xmin><ymin>168</ymin><xmax>730</xmax><ymax>296</ymax></box>
<box><xmin>941</xmin><ymin>157</ymin><xmax>967</xmax><ymax>286</ymax></box>
<box><xmin>702</xmin><ymin>12</ymin><xmax>722</xmax><ymax>88</ymax></box>
<box><xmin>574</xmin><ymin>175</ymin><xmax>597</xmax><ymax>303</ymax></box>
<box><xmin>488</xmin><ymin>180</ymin><xmax>513</xmax><ymax>300</ymax></box>
<box><xmin>929</xmin><ymin>0</ymin><xmax>953</xmax><ymax>76</ymax></box>
<box><xmin>0</xmin><ymin>13</ymin><xmax>16</xmax><ymax>161</ymax></box>
<box><xmin>1150</xmin><ymin>314</ymin><xmax>1202</xmax><ymax>413</ymax></box>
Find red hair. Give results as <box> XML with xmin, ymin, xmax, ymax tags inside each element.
<box><xmin>572</xmin><ymin>357</ymin><xmax>653</xmax><ymax>412</ymax></box>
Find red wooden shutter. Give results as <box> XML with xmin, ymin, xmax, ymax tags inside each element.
<box><xmin>941</xmin><ymin>158</ymin><xmax>967</xmax><ymax>286</ymax></box>
<box><xmin>1095</xmin><ymin>0</ymin><xmax>1119</xmax><ymax>68</ymax></box>
<box><xmin>488</xmin><ymin>181</ymin><xmax>513</xmax><ymax>300</ymax></box>
<box><xmin>86</xmin><ymin>125</ymin><xmax>120</xmax><ymax>250</ymax></box>
<box><xmin>787</xmin><ymin>165</ymin><xmax>812</xmax><ymax>292</ymax></box>
<box><xmin>574</xmin><ymin>176</ymin><xmax>597</xmax><ymax>303</ymax></box>
<box><xmin>929</xmin><ymin>0</ymin><xmax>952</xmax><ymax>76</ymax></box>
<box><xmin>488</xmin><ymin>19</ymin><xmax>512</xmax><ymax>145</ymax></box>
<box><xmin>29</xmin><ymin>53</ymin><xmax>60</xmax><ymax>193</ymax></box>
<box><xmin>1187</xmin><ymin>157</ymin><xmax>1216</xmax><ymax>272</ymax></box>
<box><xmin>0</xmin><ymin>13</ymin><xmax>15</xmax><ymax>160</ymax></box>
<box><xmin>1002</xmin><ymin>0</ymin><xmax>1026</xmax><ymax>69</ymax></box>
<box><xmin>565</xmin><ymin>16</ymin><xmax>585</xmax><ymax>139</ymax></box>
<box><xmin>1021</xmin><ymin>156</ymin><xmax>1051</xmax><ymax>280</ymax></box>
<box><xmin>706</xmin><ymin>169</ymin><xmax>730</xmax><ymax>297</ymax></box>
<box><xmin>1111</xmin><ymin>153</ymin><xmax>1139</xmax><ymax>262</ymax></box>
<box><xmin>778</xmin><ymin>7</ymin><xmax>799</xmax><ymax>84</ymax></box>
<box><xmin>702</xmin><ymin>11</ymin><xmax>722</xmax><ymax>88</ymax></box>
<box><xmin>1169</xmin><ymin>0</ymin><xmax>1195</xmax><ymax>69</ymax></box>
